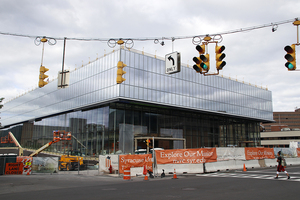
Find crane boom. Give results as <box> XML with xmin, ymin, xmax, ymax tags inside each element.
<box><xmin>29</xmin><ymin>130</ymin><xmax>71</xmax><ymax>157</ymax></box>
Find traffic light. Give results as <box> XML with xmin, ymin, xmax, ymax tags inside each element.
<box><xmin>193</xmin><ymin>45</ymin><xmax>205</xmax><ymax>73</ymax></box>
<box><xmin>116</xmin><ymin>61</ymin><xmax>127</xmax><ymax>84</ymax></box>
<box><xmin>196</xmin><ymin>44</ymin><xmax>205</xmax><ymax>54</ymax></box>
<box><xmin>200</xmin><ymin>54</ymin><xmax>210</xmax><ymax>72</ymax></box>
<box><xmin>146</xmin><ymin>139</ymin><xmax>152</xmax><ymax>147</ymax></box>
<box><xmin>193</xmin><ymin>57</ymin><xmax>202</xmax><ymax>73</ymax></box>
<box><xmin>146</xmin><ymin>139</ymin><xmax>151</xmax><ymax>147</ymax></box>
<box><xmin>215</xmin><ymin>45</ymin><xmax>226</xmax><ymax>70</ymax></box>
<box><xmin>39</xmin><ymin>66</ymin><xmax>49</xmax><ymax>88</ymax></box>
<box><xmin>284</xmin><ymin>44</ymin><xmax>296</xmax><ymax>70</ymax></box>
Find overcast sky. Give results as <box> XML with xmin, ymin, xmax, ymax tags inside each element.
<box><xmin>0</xmin><ymin>0</ymin><xmax>299</xmax><ymax>112</ymax></box>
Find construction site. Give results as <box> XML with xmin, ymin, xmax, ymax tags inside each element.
<box><xmin>0</xmin><ymin>131</ymin><xmax>98</xmax><ymax>175</ymax></box>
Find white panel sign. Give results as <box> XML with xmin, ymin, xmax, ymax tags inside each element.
<box><xmin>165</xmin><ymin>52</ymin><xmax>181</xmax><ymax>74</ymax></box>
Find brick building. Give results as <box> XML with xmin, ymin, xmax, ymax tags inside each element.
<box><xmin>262</xmin><ymin>108</ymin><xmax>300</xmax><ymax>132</ymax></box>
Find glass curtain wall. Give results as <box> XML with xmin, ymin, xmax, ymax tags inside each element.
<box><xmin>1</xmin><ymin>102</ymin><xmax>261</xmax><ymax>155</ymax></box>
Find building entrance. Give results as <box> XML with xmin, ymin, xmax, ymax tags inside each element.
<box><xmin>134</xmin><ymin>137</ymin><xmax>186</xmax><ymax>154</ymax></box>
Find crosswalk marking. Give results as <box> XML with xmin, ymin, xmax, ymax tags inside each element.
<box><xmin>196</xmin><ymin>173</ymin><xmax>300</xmax><ymax>182</ymax></box>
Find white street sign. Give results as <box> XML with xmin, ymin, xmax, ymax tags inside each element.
<box><xmin>165</xmin><ymin>52</ymin><xmax>181</xmax><ymax>74</ymax></box>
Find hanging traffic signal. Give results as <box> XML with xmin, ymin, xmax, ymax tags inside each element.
<box><xmin>196</xmin><ymin>44</ymin><xmax>205</xmax><ymax>54</ymax></box>
<box><xmin>39</xmin><ymin>66</ymin><xmax>49</xmax><ymax>88</ymax></box>
<box><xmin>193</xmin><ymin>44</ymin><xmax>205</xmax><ymax>73</ymax></box>
<box><xmin>193</xmin><ymin>57</ymin><xmax>202</xmax><ymax>73</ymax></box>
<box><xmin>284</xmin><ymin>44</ymin><xmax>296</xmax><ymax>70</ymax></box>
<box><xmin>200</xmin><ymin>54</ymin><xmax>210</xmax><ymax>72</ymax></box>
<box><xmin>215</xmin><ymin>45</ymin><xmax>226</xmax><ymax>70</ymax></box>
<box><xmin>116</xmin><ymin>61</ymin><xmax>126</xmax><ymax>84</ymax></box>
<box><xmin>146</xmin><ymin>139</ymin><xmax>151</xmax><ymax>147</ymax></box>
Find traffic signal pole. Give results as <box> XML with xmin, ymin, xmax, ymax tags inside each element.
<box><xmin>60</xmin><ymin>37</ymin><xmax>67</xmax><ymax>88</ymax></box>
<box><xmin>294</xmin><ymin>19</ymin><xmax>300</xmax><ymax>45</ymax></box>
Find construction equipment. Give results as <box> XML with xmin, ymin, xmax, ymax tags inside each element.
<box><xmin>2</xmin><ymin>130</ymin><xmax>86</xmax><ymax>171</ymax></box>
<box><xmin>57</xmin><ymin>135</ymin><xmax>86</xmax><ymax>171</ymax></box>
<box><xmin>29</xmin><ymin>130</ymin><xmax>71</xmax><ymax>157</ymax></box>
<box><xmin>56</xmin><ymin>135</ymin><xmax>87</xmax><ymax>171</ymax></box>
<box><xmin>1</xmin><ymin>132</ymin><xmax>23</xmax><ymax>156</ymax></box>
<box><xmin>58</xmin><ymin>154</ymin><xmax>86</xmax><ymax>171</ymax></box>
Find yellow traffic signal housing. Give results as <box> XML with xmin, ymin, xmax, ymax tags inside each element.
<box><xmin>116</xmin><ymin>61</ymin><xmax>127</xmax><ymax>84</ymax></box>
<box><xmin>215</xmin><ymin>45</ymin><xmax>226</xmax><ymax>70</ymax></box>
<box><xmin>39</xmin><ymin>66</ymin><xmax>49</xmax><ymax>88</ymax></box>
<box><xmin>193</xmin><ymin>44</ymin><xmax>206</xmax><ymax>73</ymax></box>
<box><xmin>146</xmin><ymin>139</ymin><xmax>152</xmax><ymax>147</ymax></box>
<box><xmin>193</xmin><ymin>57</ymin><xmax>202</xmax><ymax>73</ymax></box>
<box><xmin>196</xmin><ymin>44</ymin><xmax>205</xmax><ymax>54</ymax></box>
<box><xmin>200</xmin><ymin>54</ymin><xmax>210</xmax><ymax>72</ymax></box>
<box><xmin>284</xmin><ymin>44</ymin><xmax>296</xmax><ymax>70</ymax></box>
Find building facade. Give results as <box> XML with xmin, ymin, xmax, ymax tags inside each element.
<box><xmin>261</xmin><ymin>130</ymin><xmax>300</xmax><ymax>148</ymax></box>
<box><xmin>262</xmin><ymin>108</ymin><xmax>300</xmax><ymax>132</ymax></box>
<box><xmin>0</xmin><ymin>48</ymin><xmax>273</xmax><ymax>156</ymax></box>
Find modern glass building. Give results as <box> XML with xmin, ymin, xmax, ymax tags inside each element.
<box><xmin>0</xmin><ymin>48</ymin><xmax>273</xmax><ymax>156</ymax></box>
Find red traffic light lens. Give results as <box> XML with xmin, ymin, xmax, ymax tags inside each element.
<box><xmin>284</xmin><ymin>46</ymin><xmax>294</xmax><ymax>53</ymax></box>
<box><xmin>217</xmin><ymin>46</ymin><xmax>225</xmax><ymax>53</ymax></box>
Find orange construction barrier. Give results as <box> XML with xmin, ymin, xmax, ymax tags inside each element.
<box><xmin>123</xmin><ymin>166</ymin><xmax>131</xmax><ymax>181</ymax></box>
<box><xmin>172</xmin><ymin>168</ymin><xmax>178</xmax><ymax>179</ymax></box>
<box><xmin>243</xmin><ymin>164</ymin><xmax>247</xmax><ymax>172</ymax></box>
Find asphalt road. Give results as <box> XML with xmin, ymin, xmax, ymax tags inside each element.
<box><xmin>1</xmin><ymin>166</ymin><xmax>300</xmax><ymax>200</ymax></box>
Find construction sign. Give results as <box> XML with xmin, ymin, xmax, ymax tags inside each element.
<box><xmin>119</xmin><ymin>154</ymin><xmax>152</xmax><ymax>174</ymax></box>
<box><xmin>17</xmin><ymin>156</ymin><xmax>32</xmax><ymax>175</ymax></box>
<box><xmin>155</xmin><ymin>148</ymin><xmax>217</xmax><ymax>164</ymax></box>
<box><xmin>5</xmin><ymin>163</ymin><xmax>24</xmax><ymax>175</ymax></box>
<box><xmin>245</xmin><ymin>147</ymin><xmax>275</xmax><ymax>160</ymax></box>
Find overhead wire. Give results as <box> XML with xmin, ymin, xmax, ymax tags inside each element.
<box><xmin>0</xmin><ymin>18</ymin><xmax>298</xmax><ymax>48</ymax></box>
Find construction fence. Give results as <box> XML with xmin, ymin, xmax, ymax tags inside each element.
<box><xmin>99</xmin><ymin>147</ymin><xmax>300</xmax><ymax>176</ymax></box>
<box><xmin>0</xmin><ymin>155</ymin><xmax>98</xmax><ymax>175</ymax></box>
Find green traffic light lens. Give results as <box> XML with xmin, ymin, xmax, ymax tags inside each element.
<box><xmin>200</xmin><ymin>63</ymin><xmax>207</xmax><ymax>70</ymax></box>
<box><xmin>288</xmin><ymin>63</ymin><xmax>294</xmax><ymax>70</ymax></box>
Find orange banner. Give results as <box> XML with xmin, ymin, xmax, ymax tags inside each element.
<box><xmin>245</xmin><ymin>147</ymin><xmax>275</xmax><ymax>160</ymax></box>
<box><xmin>119</xmin><ymin>154</ymin><xmax>152</xmax><ymax>174</ymax></box>
<box><xmin>297</xmin><ymin>148</ymin><xmax>300</xmax><ymax>157</ymax></box>
<box><xmin>155</xmin><ymin>148</ymin><xmax>217</xmax><ymax>164</ymax></box>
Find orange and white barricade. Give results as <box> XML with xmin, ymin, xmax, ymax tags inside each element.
<box><xmin>123</xmin><ymin>166</ymin><xmax>131</xmax><ymax>181</ymax></box>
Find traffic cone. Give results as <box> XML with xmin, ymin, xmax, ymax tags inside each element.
<box><xmin>172</xmin><ymin>168</ymin><xmax>178</xmax><ymax>179</ymax></box>
<box><xmin>243</xmin><ymin>164</ymin><xmax>247</xmax><ymax>172</ymax></box>
<box><xmin>144</xmin><ymin>174</ymin><xmax>149</xmax><ymax>181</ymax></box>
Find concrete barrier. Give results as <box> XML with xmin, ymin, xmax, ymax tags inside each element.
<box><xmin>242</xmin><ymin>160</ymin><xmax>260</xmax><ymax>169</ymax></box>
<box><xmin>109</xmin><ymin>147</ymin><xmax>300</xmax><ymax>176</ymax></box>
<box><xmin>205</xmin><ymin>160</ymin><xmax>234</xmax><ymax>172</ymax></box>
<box><xmin>285</xmin><ymin>158</ymin><xmax>300</xmax><ymax>166</ymax></box>
<box><xmin>157</xmin><ymin>163</ymin><xmax>204</xmax><ymax>175</ymax></box>
<box><xmin>264</xmin><ymin>159</ymin><xmax>277</xmax><ymax>167</ymax></box>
